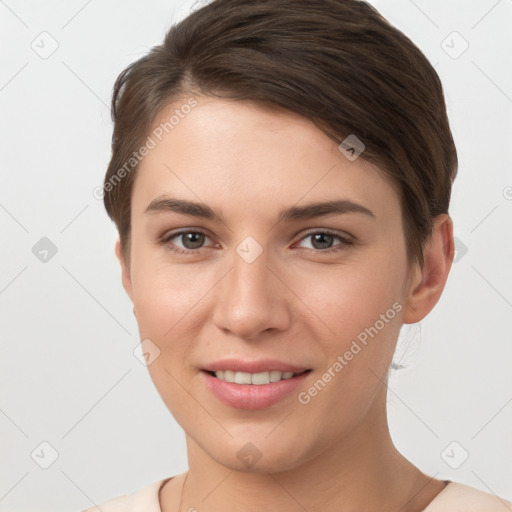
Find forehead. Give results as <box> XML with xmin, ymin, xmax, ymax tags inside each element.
<box><xmin>132</xmin><ymin>96</ymin><xmax>401</xmax><ymax>224</ymax></box>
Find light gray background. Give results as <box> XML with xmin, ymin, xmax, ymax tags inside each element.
<box><xmin>1</xmin><ymin>1</ymin><xmax>511</xmax><ymax>510</ymax></box>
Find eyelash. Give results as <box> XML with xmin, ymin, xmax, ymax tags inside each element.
<box><xmin>160</xmin><ymin>229</ymin><xmax>353</xmax><ymax>256</ymax></box>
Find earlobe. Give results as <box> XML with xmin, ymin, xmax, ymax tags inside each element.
<box><xmin>115</xmin><ymin>239</ymin><xmax>134</xmax><ymax>303</ymax></box>
<box><xmin>402</xmin><ymin>214</ymin><xmax>454</xmax><ymax>324</ymax></box>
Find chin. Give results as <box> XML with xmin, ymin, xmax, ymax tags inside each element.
<box><xmin>201</xmin><ymin>432</ymin><xmax>311</xmax><ymax>475</ymax></box>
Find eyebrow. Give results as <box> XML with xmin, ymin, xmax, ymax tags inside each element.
<box><xmin>144</xmin><ymin>196</ymin><xmax>375</xmax><ymax>223</ymax></box>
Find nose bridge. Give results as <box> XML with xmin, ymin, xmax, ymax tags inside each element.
<box><xmin>228</xmin><ymin>243</ymin><xmax>274</xmax><ymax>312</ymax></box>
<box><xmin>212</xmin><ymin>239</ymin><xmax>290</xmax><ymax>338</ymax></box>
<box><xmin>229</xmin><ymin>233</ymin><xmax>272</xmax><ymax>292</ymax></box>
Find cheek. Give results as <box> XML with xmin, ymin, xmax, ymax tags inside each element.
<box><xmin>293</xmin><ymin>265</ymin><xmax>405</xmax><ymax>420</ymax></box>
<box><xmin>292</xmin><ymin>248</ymin><xmax>407</xmax><ymax>398</ymax></box>
<box><xmin>297</xmin><ymin>254</ymin><xmax>405</xmax><ymax>336</ymax></box>
<box><xmin>128</xmin><ymin>249</ymin><xmax>225</xmax><ymax>401</ymax></box>
<box><xmin>131</xmin><ymin>262</ymin><xmax>208</xmax><ymax>339</ymax></box>
<box><xmin>129</xmin><ymin>255</ymin><xmax>212</xmax><ymax>417</ymax></box>
<box><xmin>129</xmin><ymin>234</ymin><xmax>204</xmax><ymax>318</ymax></box>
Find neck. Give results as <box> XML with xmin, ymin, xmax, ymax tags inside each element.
<box><xmin>173</xmin><ymin>387</ymin><xmax>444</xmax><ymax>512</ymax></box>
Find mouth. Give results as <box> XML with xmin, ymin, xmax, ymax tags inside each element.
<box><xmin>201</xmin><ymin>368</ymin><xmax>313</xmax><ymax>409</ymax></box>
<box><xmin>203</xmin><ymin>369</ymin><xmax>311</xmax><ymax>385</ymax></box>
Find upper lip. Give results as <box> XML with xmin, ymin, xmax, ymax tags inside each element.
<box><xmin>203</xmin><ymin>358</ymin><xmax>310</xmax><ymax>374</ymax></box>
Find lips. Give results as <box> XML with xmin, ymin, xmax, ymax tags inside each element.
<box><xmin>201</xmin><ymin>369</ymin><xmax>311</xmax><ymax>409</ymax></box>
<box><xmin>200</xmin><ymin>358</ymin><xmax>313</xmax><ymax>409</ymax></box>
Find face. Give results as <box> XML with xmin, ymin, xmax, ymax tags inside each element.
<box><xmin>119</xmin><ymin>96</ymin><xmax>427</xmax><ymax>473</ymax></box>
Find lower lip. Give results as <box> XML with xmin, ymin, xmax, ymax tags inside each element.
<box><xmin>201</xmin><ymin>370</ymin><xmax>311</xmax><ymax>410</ymax></box>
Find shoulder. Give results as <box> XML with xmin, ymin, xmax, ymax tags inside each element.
<box><xmin>80</xmin><ymin>477</ymin><xmax>169</xmax><ymax>512</ymax></box>
<box><xmin>424</xmin><ymin>481</ymin><xmax>512</xmax><ymax>511</ymax></box>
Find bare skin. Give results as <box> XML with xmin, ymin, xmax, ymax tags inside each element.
<box><xmin>116</xmin><ymin>96</ymin><xmax>454</xmax><ymax>512</ymax></box>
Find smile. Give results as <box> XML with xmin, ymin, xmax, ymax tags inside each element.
<box><xmin>211</xmin><ymin>370</ymin><xmax>307</xmax><ymax>385</ymax></box>
<box><xmin>202</xmin><ymin>369</ymin><xmax>312</xmax><ymax>409</ymax></box>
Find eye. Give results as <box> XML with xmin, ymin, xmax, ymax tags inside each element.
<box><xmin>295</xmin><ymin>230</ymin><xmax>353</xmax><ymax>252</ymax></box>
<box><xmin>161</xmin><ymin>230</ymin><xmax>215</xmax><ymax>255</ymax></box>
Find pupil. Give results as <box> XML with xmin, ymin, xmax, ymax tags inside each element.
<box><xmin>183</xmin><ymin>232</ymin><xmax>204</xmax><ymax>249</ymax></box>
<box><xmin>312</xmin><ymin>233</ymin><xmax>333</xmax><ymax>250</ymax></box>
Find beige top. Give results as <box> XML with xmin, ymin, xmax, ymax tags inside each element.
<box><xmin>81</xmin><ymin>478</ymin><xmax>512</xmax><ymax>511</ymax></box>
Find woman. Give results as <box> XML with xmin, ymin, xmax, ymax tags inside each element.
<box><xmin>84</xmin><ymin>0</ymin><xmax>512</xmax><ymax>510</ymax></box>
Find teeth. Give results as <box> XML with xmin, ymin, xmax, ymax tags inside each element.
<box><xmin>213</xmin><ymin>370</ymin><xmax>298</xmax><ymax>385</ymax></box>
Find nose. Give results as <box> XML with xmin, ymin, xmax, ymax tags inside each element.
<box><xmin>211</xmin><ymin>246</ymin><xmax>293</xmax><ymax>340</ymax></box>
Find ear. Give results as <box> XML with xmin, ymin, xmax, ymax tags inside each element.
<box><xmin>115</xmin><ymin>238</ymin><xmax>134</xmax><ymax>303</ymax></box>
<box><xmin>402</xmin><ymin>214</ymin><xmax>455</xmax><ymax>324</ymax></box>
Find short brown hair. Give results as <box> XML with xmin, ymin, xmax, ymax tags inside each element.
<box><xmin>103</xmin><ymin>0</ymin><xmax>457</xmax><ymax>266</ymax></box>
